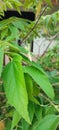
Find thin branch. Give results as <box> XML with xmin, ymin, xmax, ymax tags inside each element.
<box><xmin>21</xmin><ymin>5</ymin><xmax>48</xmax><ymax>44</ymax></box>
<box><xmin>41</xmin><ymin>32</ymin><xmax>59</xmax><ymax>57</ymax></box>
<box><xmin>52</xmin><ymin>82</ymin><xmax>59</xmax><ymax>87</ymax></box>
<box><xmin>40</xmin><ymin>93</ymin><xmax>59</xmax><ymax>112</ymax></box>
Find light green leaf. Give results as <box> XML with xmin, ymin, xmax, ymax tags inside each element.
<box><xmin>0</xmin><ymin>47</ymin><xmax>4</xmax><ymax>77</ymax></box>
<box><xmin>0</xmin><ymin>17</ymin><xmax>14</xmax><ymax>29</ymax></box>
<box><xmin>33</xmin><ymin>115</ymin><xmax>59</xmax><ymax>130</ymax></box>
<box><xmin>11</xmin><ymin>0</ymin><xmax>22</xmax><ymax>7</ymax></box>
<box><xmin>6</xmin><ymin>1</ymin><xmax>13</xmax><ymax>9</ymax></box>
<box><xmin>11</xmin><ymin>110</ymin><xmax>21</xmax><ymax>129</ymax></box>
<box><xmin>2</xmin><ymin>55</ymin><xmax>30</xmax><ymax>123</ymax></box>
<box><xmin>23</xmin><ymin>65</ymin><xmax>55</xmax><ymax>99</ymax></box>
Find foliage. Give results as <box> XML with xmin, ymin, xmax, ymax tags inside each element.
<box><xmin>39</xmin><ymin>44</ymin><xmax>59</xmax><ymax>104</ymax></box>
<box><xmin>39</xmin><ymin>44</ymin><xmax>59</xmax><ymax>71</ymax></box>
<box><xmin>0</xmin><ymin>0</ymin><xmax>59</xmax><ymax>130</ymax></box>
<box><xmin>40</xmin><ymin>10</ymin><xmax>59</xmax><ymax>37</ymax></box>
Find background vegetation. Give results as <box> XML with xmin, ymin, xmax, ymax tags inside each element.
<box><xmin>0</xmin><ymin>0</ymin><xmax>59</xmax><ymax>130</ymax></box>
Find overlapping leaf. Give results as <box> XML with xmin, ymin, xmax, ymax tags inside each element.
<box><xmin>2</xmin><ymin>55</ymin><xmax>30</xmax><ymax>123</ymax></box>
<box><xmin>23</xmin><ymin>64</ymin><xmax>55</xmax><ymax>99</ymax></box>
<box><xmin>25</xmin><ymin>74</ymin><xmax>40</xmax><ymax>105</ymax></box>
<box><xmin>11</xmin><ymin>110</ymin><xmax>21</xmax><ymax>129</ymax></box>
<box><xmin>32</xmin><ymin>115</ymin><xmax>59</xmax><ymax>130</ymax></box>
<box><xmin>22</xmin><ymin>102</ymin><xmax>35</xmax><ymax>130</ymax></box>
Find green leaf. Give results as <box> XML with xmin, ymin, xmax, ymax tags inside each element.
<box><xmin>22</xmin><ymin>102</ymin><xmax>35</xmax><ymax>130</ymax></box>
<box><xmin>35</xmin><ymin>105</ymin><xmax>42</xmax><ymax>121</ymax></box>
<box><xmin>11</xmin><ymin>0</ymin><xmax>22</xmax><ymax>7</ymax></box>
<box><xmin>28</xmin><ymin>102</ymin><xmax>35</xmax><ymax>122</ymax></box>
<box><xmin>25</xmin><ymin>74</ymin><xmax>40</xmax><ymax>105</ymax></box>
<box><xmin>12</xmin><ymin>19</ymin><xmax>29</xmax><ymax>31</ymax></box>
<box><xmin>52</xmin><ymin>13</ymin><xmax>57</xmax><ymax>26</ymax></box>
<box><xmin>33</xmin><ymin>82</ymin><xmax>40</xmax><ymax>97</ymax></box>
<box><xmin>12</xmin><ymin>20</ymin><xmax>25</xmax><ymax>31</ymax></box>
<box><xmin>6</xmin><ymin>25</ymin><xmax>19</xmax><ymax>41</ymax></box>
<box><xmin>5</xmin><ymin>1</ymin><xmax>13</xmax><ymax>9</ymax></box>
<box><xmin>1</xmin><ymin>28</ymin><xmax>8</xmax><ymax>40</ymax></box>
<box><xmin>24</xmin><ymin>0</ymin><xmax>33</xmax><ymax>8</ymax></box>
<box><xmin>45</xmin><ymin>16</ymin><xmax>51</xmax><ymax>28</ymax></box>
<box><xmin>32</xmin><ymin>115</ymin><xmax>59</xmax><ymax>130</ymax></box>
<box><xmin>10</xmin><ymin>42</ymin><xmax>28</xmax><ymax>54</ymax></box>
<box><xmin>0</xmin><ymin>17</ymin><xmax>15</xmax><ymax>29</ymax></box>
<box><xmin>23</xmin><ymin>65</ymin><xmax>55</xmax><ymax>99</ymax></box>
<box><xmin>45</xmin><ymin>106</ymin><xmax>56</xmax><ymax>115</ymax></box>
<box><xmin>9</xmin><ymin>24</ymin><xmax>19</xmax><ymax>37</ymax></box>
<box><xmin>4</xmin><ymin>119</ymin><xmax>11</xmax><ymax>130</ymax></box>
<box><xmin>31</xmin><ymin>62</ymin><xmax>46</xmax><ymax>75</ymax></box>
<box><xmin>11</xmin><ymin>110</ymin><xmax>21</xmax><ymax>129</ymax></box>
<box><xmin>2</xmin><ymin>55</ymin><xmax>30</xmax><ymax>123</ymax></box>
<box><xmin>0</xmin><ymin>47</ymin><xmax>4</xmax><ymax>77</ymax></box>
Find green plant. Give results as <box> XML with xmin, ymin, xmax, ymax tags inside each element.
<box><xmin>39</xmin><ymin>44</ymin><xmax>59</xmax><ymax>71</ymax></box>
<box><xmin>39</xmin><ymin>43</ymin><xmax>59</xmax><ymax>101</ymax></box>
<box><xmin>0</xmin><ymin>0</ymin><xmax>59</xmax><ymax>130</ymax></box>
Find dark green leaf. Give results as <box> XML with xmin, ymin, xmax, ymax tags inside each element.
<box><xmin>22</xmin><ymin>102</ymin><xmax>35</xmax><ymax>130</ymax></box>
<box><xmin>25</xmin><ymin>74</ymin><xmax>40</xmax><ymax>105</ymax></box>
<box><xmin>35</xmin><ymin>105</ymin><xmax>42</xmax><ymax>121</ymax></box>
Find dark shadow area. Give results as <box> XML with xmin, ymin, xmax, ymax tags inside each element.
<box><xmin>1</xmin><ymin>10</ymin><xmax>35</xmax><ymax>21</ymax></box>
<box><xmin>56</xmin><ymin>126</ymin><xmax>59</xmax><ymax>130</ymax></box>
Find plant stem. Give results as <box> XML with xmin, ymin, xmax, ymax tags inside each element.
<box><xmin>40</xmin><ymin>93</ymin><xmax>59</xmax><ymax>112</ymax></box>
<box><xmin>41</xmin><ymin>32</ymin><xmax>59</xmax><ymax>57</ymax></box>
<box><xmin>21</xmin><ymin>5</ymin><xmax>48</xmax><ymax>44</ymax></box>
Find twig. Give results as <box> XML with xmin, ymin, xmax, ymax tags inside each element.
<box><xmin>52</xmin><ymin>82</ymin><xmax>59</xmax><ymax>87</ymax></box>
<box><xmin>40</xmin><ymin>93</ymin><xmax>59</xmax><ymax>112</ymax></box>
<box><xmin>40</xmin><ymin>32</ymin><xmax>59</xmax><ymax>57</ymax></box>
<box><xmin>21</xmin><ymin>5</ymin><xmax>48</xmax><ymax>44</ymax></box>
